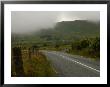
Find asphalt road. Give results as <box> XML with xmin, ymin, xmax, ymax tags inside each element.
<box><xmin>42</xmin><ymin>50</ymin><xmax>100</xmax><ymax>77</ymax></box>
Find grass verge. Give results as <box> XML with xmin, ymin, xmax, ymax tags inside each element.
<box><xmin>11</xmin><ymin>51</ymin><xmax>57</xmax><ymax>77</ymax></box>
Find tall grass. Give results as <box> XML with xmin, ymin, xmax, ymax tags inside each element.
<box><xmin>11</xmin><ymin>48</ymin><xmax>56</xmax><ymax>77</ymax></box>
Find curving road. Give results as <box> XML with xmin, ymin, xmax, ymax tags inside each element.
<box><xmin>42</xmin><ymin>50</ymin><xmax>100</xmax><ymax>77</ymax></box>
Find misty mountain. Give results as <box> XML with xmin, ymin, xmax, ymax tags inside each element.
<box><xmin>12</xmin><ymin>20</ymin><xmax>100</xmax><ymax>44</ymax></box>
<box><xmin>34</xmin><ymin>20</ymin><xmax>99</xmax><ymax>41</ymax></box>
<box><xmin>55</xmin><ymin>20</ymin><xmax>99</xmax><ymax>34</ymax></box>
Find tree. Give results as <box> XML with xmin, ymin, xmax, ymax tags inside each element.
<box><xmin>55</xmin><ymin>44</ymin><xmax>60</xmax><ymax>49</ymax></box>
<box><xmin>71</xmin><ymin>39</ymin><xmax>89</xmax><ymax>50</ymax></box>
<box><xmin>80</xmin><ymin>39</ymin><xmax>90</xmax><ymax>48</ymax></box>
<box><xmin>90</xmin><ymin>37</ymin><xmax>100</xmax><ymax>51</ymax></box>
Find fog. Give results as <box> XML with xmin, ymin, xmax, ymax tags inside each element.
<box><xmin>11</xmin><ymin>11</ymin><xmax>100</xmax><ymax>34</ymax></box>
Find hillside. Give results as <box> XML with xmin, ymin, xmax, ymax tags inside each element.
<box><xmin>12</xmin><ymin>20</ymin><xmax>100</xmax><ymax>44</ymax></box>
<box><xmin>34</xmin><ymin>20</ymin><xmax>99</xmax><ymax>42</ymax></box>
<box><xmin>55</xmin><ymin>20</ymin><xmax>99</xmax><ymax>35</ymax></box>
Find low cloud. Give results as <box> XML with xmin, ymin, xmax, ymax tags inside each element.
<box><xmin>11</xmin><ymin>11</ymin><xmax>100</xmax><ymax>34</ymax></box>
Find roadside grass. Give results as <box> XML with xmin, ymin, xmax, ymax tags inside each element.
<box><xmin>23</xmin><ymin>52</ymin><xmax>57</xmax><ymax>77</ymax></box>
<box><xmin>40</xmin><ymin>45</ymin><xmax>100</xmax><ymax>61</ymax></box>
<box><xmin>68</xmin><ymin>49</ymin><xmax>100</xmax><ymax>61</ymax></box>
<box><xmin>11</xmin><ymin>50</ymin><xmax>57</xmax><ymax>77</ymax></box>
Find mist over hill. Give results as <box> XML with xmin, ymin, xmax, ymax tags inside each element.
<box><xmin>12</xmin><ymin>11</ymin><xmax>100</xmax><ymax>34</ymax></box>
<box><xmin>12</xmin><ymin>20</ymin><xmax>100</xmax><ymax>44</ymax></box>
<box><xmin>34</xmin><ymin>20</ymin><xmax>99</xmax><ymax>40</ymax></box>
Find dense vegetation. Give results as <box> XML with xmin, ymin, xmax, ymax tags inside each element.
<box><xmin>71</xmin><ymin>37</ymin><xmax>100</xmax><ymax>59</ymax></box>
<box><xmin>11</xmin><ymin>20</ymin><xmax>100</xmax><ymax>76</ymax></box>
<box><xmin>11</xmin><ymin>46</ymin><xmax>57</xmax><ymax>77</ymax></box>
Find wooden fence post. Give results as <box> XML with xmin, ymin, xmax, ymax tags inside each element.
<box><xmin>28</xmin><ymin>48</ymin><xmax>31</xmax><ymax>59</ymax></box>
<box><xmin>12</xmin><ymin>47</ymin><xmax>24</xmax><ymax>76</ymax></box>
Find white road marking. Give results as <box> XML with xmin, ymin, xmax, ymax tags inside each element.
<box><xmin>67</xmin><ymin>58</ymin><xmax>100</xmax><ymax>73</ymax></box>
<box><xmin>47</xmin><ymin>51</ymin><xmax>100</xmax><ymax>73</ymax></box>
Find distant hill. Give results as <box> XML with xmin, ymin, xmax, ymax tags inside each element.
<box><xmin>12</xmin><ymin>20</ymin><xmax>100</xmax><ymax>43</ymax></box>
<box><xmin>55</xmin><ymin>20</ymin><xmax>99</xmax><ymax>34</ymax></box>
<box><xmin>35</xmin><ymin>20</ymin><xmax>100</xmax><ymax>41</ymax></box>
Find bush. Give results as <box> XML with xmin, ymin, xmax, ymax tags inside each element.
<box><xmin>71</xmin><ymin>39</ymin><xmax>89</xmax><ymax>50</ymax></box>
<box><xmin>71</xmin><ymin>37</ymin><xmax>100</xmax><ymax>58</ymax></box>
<box><xmin>80</xmin><ymin>39</ymin><xmax>90</xmax><ymax>48</ymax></box>
<box><xmin>89</xmin><ymin>37</ymin><xmax>100</xmax><ymax>51</ymax></box>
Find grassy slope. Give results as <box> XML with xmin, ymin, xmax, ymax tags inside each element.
<box><xmin>11</xmin><ymin>50</ymin><xmax>56</xmax><ymax>77</ymax></box>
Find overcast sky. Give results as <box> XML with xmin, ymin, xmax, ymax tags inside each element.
<box><xmin>11</xmin><ymin>11</ymin><xmax>100</xmax><ymax>34</ymax></box>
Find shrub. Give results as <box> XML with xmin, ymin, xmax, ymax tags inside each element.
<box><xmin>71</xmin><ymin>37</ymin><xmax>100</xmax><ymax>58</ymax></box>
